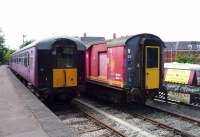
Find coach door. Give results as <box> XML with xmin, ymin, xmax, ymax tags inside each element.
<box><xmin>52</xmin><ymin>46</ymin><xmax>77</xmax><ymax>88</ymax></box>
<box><xmin>145</xmin><ymin>46</ymin><xmax>160</xmax><ymax>89</ymax></box>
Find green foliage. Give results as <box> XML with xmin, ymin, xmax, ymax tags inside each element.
<box><xmin>0</xmin><ymin>28</ymin><xmax>15</xmax><ymax>64</ymax></box>
<box><xmin>0</xmin><ymin>28</ymin><xmax>5</xmax><ymax>64</ymax></box>
<box><xmin>176</xmin><ymin>54</ymin><xmax>197</xmax><ymax>64</ymax></box>
<box><xmin>3</xmin><ymin>48</ymin><xmax>15</xmax><ymax>62</ymax></box>
<box><xmin>19</xmin><ymin>40</ymin><xmax>34</xmax><ymax>49</ymax></box>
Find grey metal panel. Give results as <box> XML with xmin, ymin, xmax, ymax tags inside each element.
<box><xmin>106</xmin><ymin>33</ymin><xmax>166</xmax><ymax>48</ymax></box>
<box><xmin>165</xmin><ymin>62</ymin><xmax>200</xmax><ymax>71</ymax></box>
<box><xmin>86</xmin><ymin>41</ymin><xmax>106</xmax><ymax>49</ymax></box>
<box><xmin>37</xmin><ymin>37</ymin><xmax>86</xmax><ymax>50</ymax></box>
<box><xmin>80</xmin><ymin>37</ymin><xmax>105</xmax><ymax>46</ymax></box>
<box><xmin>165</xmin><ymin>41</ymin><xmax>200</xmax><ymax>51</ymax></box>
<box><xmin>12</xmin><ymin>36</ymin><xmax>86</xmax><ymax>55</ymax></box>
<box><xmin>125</xmin><ymin>37</ymin><xmax>141</xmax><ymax>88</ymax></box>
<box><xmin>106</xmin><ymin>36</ymin><xmax>132</xmax><ymax>47</ymax></box>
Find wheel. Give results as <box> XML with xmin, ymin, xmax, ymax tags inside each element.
<box><xmin>130</xmin><ymin>88</ymin><xmax>146</xmax><ymax>104</ymax></box>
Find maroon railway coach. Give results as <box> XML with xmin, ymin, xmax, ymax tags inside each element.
<box><xmin>86</xmin><ymin>34</ymin><xmax>165</xmax><ymax>103</ymax></box>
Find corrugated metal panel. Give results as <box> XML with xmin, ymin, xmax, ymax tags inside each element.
<box><xmin>99</xmin><ymin>52</ymin><xmax>107</xmax><ymax>79</ymax></box>
<box><xmin>107</xmin><ymin>46</ymin><xmax>125</xmax><ymax>87</ymax></box>
<box><xmin>87</xmin><ymin>43</ymin><xmax>107</xmax><ymax>78</ymax></box>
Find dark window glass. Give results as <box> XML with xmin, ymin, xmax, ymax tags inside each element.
<box><xmin>147</xmin><ymin>47</ymin><xmax>158</xmax><ymax>68</ymax></box>
<box><xmin>56</xmin><ymin>47</ymin><xmax>75</xmax><ymax>68</ymax></box>
<box><xmin>24</xmin><ymin>53</ymin><xmax>27</xmax><ymax>67</ymax></box>
<box><xmin>27</xmin><ymin>53</ymin><xmax>29</xmax><ymax>66</ymax></box>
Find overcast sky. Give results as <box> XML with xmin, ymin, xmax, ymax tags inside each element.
<box><xmin>0</xmin><ymin>0</ymin><xmax>200</xmax><ymax>49</ymax></box>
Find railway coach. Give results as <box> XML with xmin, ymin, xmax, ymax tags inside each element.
<box><xmin>86</xmin><ymin>33</ymin><xmax>165</xmax><ymax>103</ymax></box>
<box><xmin>10</xmin><ymin>36</ymin><xmax>86</xmax><ymax>99</ymax></box>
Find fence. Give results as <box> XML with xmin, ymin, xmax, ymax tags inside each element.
<box><xmin>164</xmin><ymin>50</ymin><xmax>200</xmax><ymax>63</ymax></box>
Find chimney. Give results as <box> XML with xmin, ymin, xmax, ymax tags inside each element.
<box><xmin>83</xmin><ymin>33</ymin><xmax>87</xmax><ymax>37</ymax></box>
<box><xmin>113</xmin><ymin>33</ymin><xmax>116</xmax><ymax>39</ymax></box>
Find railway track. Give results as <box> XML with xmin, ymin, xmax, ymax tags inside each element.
<box><xmin>125</xmin><ymin>105</ymin><xmax>200</xmax><ymax>137</ymax></box>
<box><xmin>49</xmin><ymin>102</ymin><xmax>127</xmax><ymax>137</ymax></box>
<box><xmin>74</xmin><ymin>97</ymin><xmax>200</xmax><ymax>137</ymax></box>
<box><xmin>72</xmin><ymin>98</ymin><xmax>176</xmax><ymax>137</ymax></box>
<box><xmin>16</xmin><ymin>62</ymin><xmax>200</xmax><ymax>136</ymax></box>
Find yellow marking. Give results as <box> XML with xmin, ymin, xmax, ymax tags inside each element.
<box><xmin>53</xmin><ymin>69</ymin><xmax>65</xmax><ymax>88</ymax></box>
<box><xmin>88</xmin><ymin>76</ymin><xmax>99</xmax><ymax>81</ymax></box>
<box><xmin>88</xmin><ymin>76</ymin><xmax>124</xmax><ymax>87</ymax></box>
<box><xmin>145</xmin><ymin>46</ymin><xmax>160</xmax><ymax>89</ymax></box>
<box><xmin>165</xmin><ymin>69</ymin><xmax>191</xmax><ymax>84</ymax></box>
<box><xmin>88</xmin><ymin>76</ymin><xmax>108</xmax><ymax>83</ymax></box>
<box><xmin>66</xmin><ymin>68</ymin><xmax>77</xmax><ymax>87</ymax></box>
<box><xmin>145</xmin><ymin>68</ymin><xmax>160</xmax><ymax>89</ymax></box>
<box><xmin>110</xmin><ymin>57</ymin><xmax>115</xmax><ymax>72</ymax></box>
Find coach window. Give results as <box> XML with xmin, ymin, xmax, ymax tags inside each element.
<box><xmin>18</xmin><ymin>54</ymin><xmax>20</xmax><ymax>64</ymax></box>
<box><xmin>20</xmin><ymin>54</ymin><xmax>22</xmax><ymax>64</ymax></box>
<box><xmin>27</xmin><ymin>52</ymin><xmax>29</xmax><ymax>66</ymax></box>
<box><xmin>20</xmin><ymin>54</ymin><xmax>21</xmax><ymax>64</ymax></box>
<box><xmin>22</xmin><ymin>54</ymin><xmax>23</xmax><ymax>64</ymax></box>
<box><xmin>56</xmin><ymin>47</ymin><xmax>75</xmax><ymax>68</ymax></box>
<box><xmin>19</xmin><ymin>54</ymin><xmax>22</xmax><ymax>64</ymax></box>
<box><xmin>147</xmin><ymin>47</ymin><xmax>158</xmax><ymax>68</ymax></box>
<box><xmin>19</xmin><ymin>54</ymin><xmax>21</xmax><ymax>64</ymax></box>
<box><xmin>22</xmin><ymin>54</ymin><xmax>24</xmax><ymax>64</ymax></box>
<box><xmin>22</xmin><ymin>53</ymin><xmax>24</xmax><ymax>65</ymax></box>
<box><xmin>24</xmin><ymin>52</ymin><xmax>28</xmax><ymax>67</ymax></box>
<box><xmin>17</xmin><ymin>55</ymin><xmax>19</xmax><ymax>64</ymax></box>
<box><xmin>20</xmin><ymin>54</ymin><xmax>23</xmax><ymax>65</ymax></box>
<box><xmin>24</xmin><ymin>53</ymin><xmax>26</xmax><ymax>66</ymax></box>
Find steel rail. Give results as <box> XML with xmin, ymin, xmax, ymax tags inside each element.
<box><xmin>146</xmin><ymin>104</ymin><xmax>200</xmax><ymax>126</ymax></box>
<box><xmin>129</xmin><ymin>108</ymin><xmax>197</xmax><ymax>137</ymax></box>
<box><xmin>72</xmin><ymin>99</ymin><xmax>127</xmax><ymax>137</ymax></box>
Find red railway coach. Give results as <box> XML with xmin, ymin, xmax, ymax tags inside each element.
<box><xmin>86</xmin><ymin>34</ymin><xmax>166</xmax><ymax>103</ymax></box>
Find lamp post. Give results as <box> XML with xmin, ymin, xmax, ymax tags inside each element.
<box><xmin>22</xmin><ymin>34</ymin><xmax>27</xmax><ymax>45</ymax></box>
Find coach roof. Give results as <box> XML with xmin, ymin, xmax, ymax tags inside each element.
<box><xmin>106</xmin><ymin>33</ymin><xmax>165</xmax><ymax>47</ymax></box>
<box><xmin>13</xmin><ymin>36</ymin><xmax>86</xmax><ymax>54</ymax></box>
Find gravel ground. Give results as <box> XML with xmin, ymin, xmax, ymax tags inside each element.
<box><xmin>49</xmin><ymin>104</ymin><xmax>123</xmax><ymax>137</ymax></box>
<box><xmin>74</xmin><ymin>97</ymin><xmax>177</xmax><ymax>137</ymax></box>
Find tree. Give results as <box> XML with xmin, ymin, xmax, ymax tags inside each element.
<box><xmin>3</xmin><ymin>49</ymin><xmax>15</xmax><ymax>63</ymax></box>
<box><xmin>176</xmin><ymin>54</ymin><xmax>197</xmax><ymax>64</ymax></box>
<box><xmin>0</xmin><ymin>28</ymin><xmax>6</xmax><ymax>64</ymax></box>
<box><xmin>0</xmin><ymin>28</ymin><xmax>15</xmax><ymax>64</ymax></box>
<box><xmin>19</xmin><ymin>40</ymin><xmax>34</xmax><ymax>49</ymax></box>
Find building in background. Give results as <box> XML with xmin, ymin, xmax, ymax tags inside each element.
<box><xmin>164</xmin><ymin>41</ymin><xmax>200</xmax><ymax>63</ymax></box>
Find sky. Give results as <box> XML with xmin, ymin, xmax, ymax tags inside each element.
<box><xmin>0</xmin><ymin>0</ymin><xmax>200</xmax><ymax>49</ymax></box>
